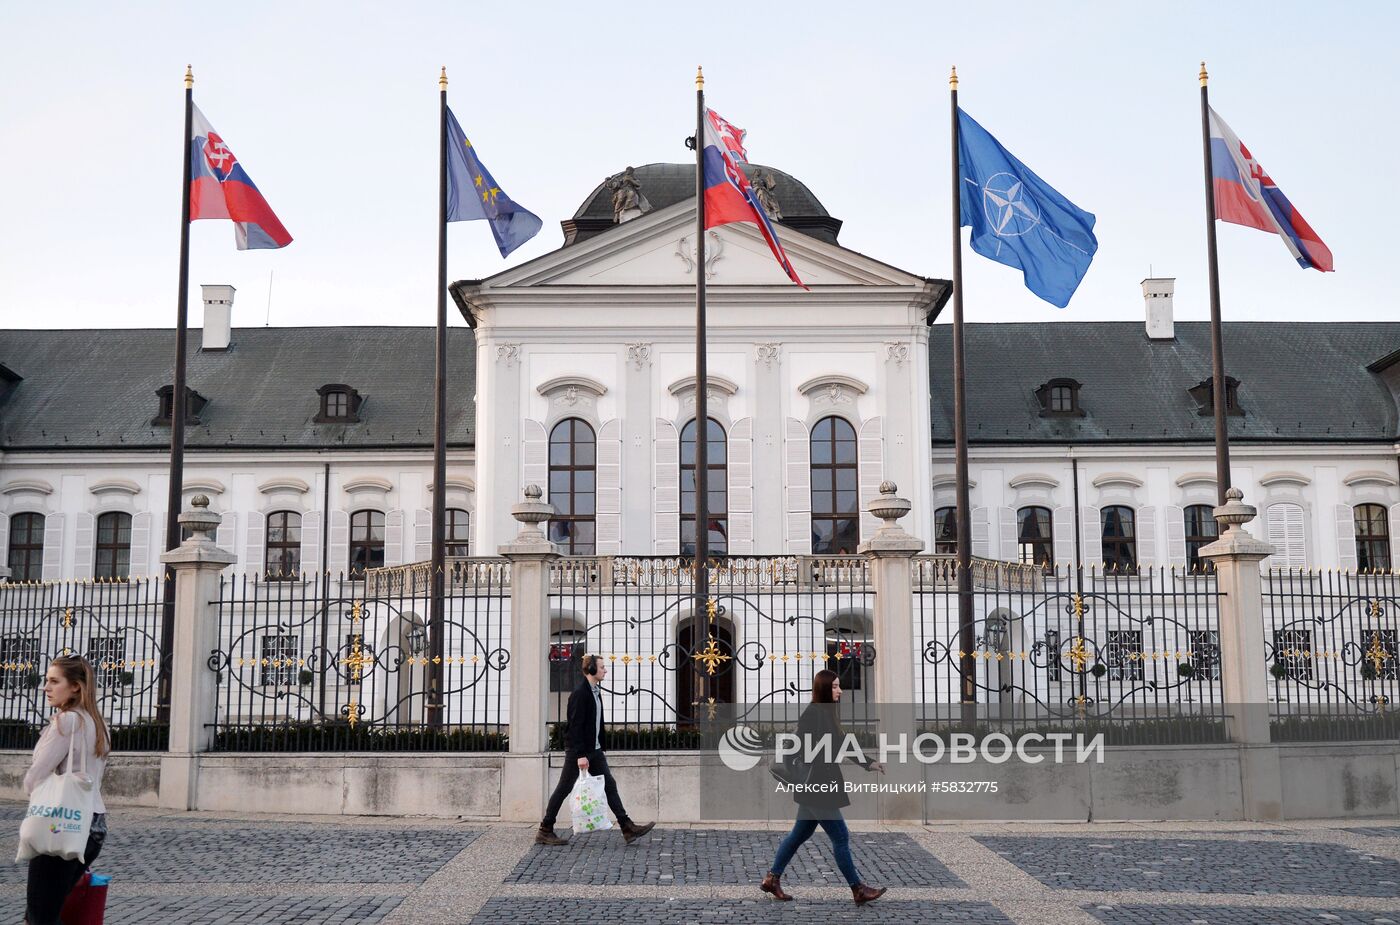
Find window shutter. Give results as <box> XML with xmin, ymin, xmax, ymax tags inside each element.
<box><xmin>1080</xmin><ymin>506</ymin><xmax>1102</xmax><ymax>569</ymax></box>
<box><xmin>857</xmin><ymin>417</ymin><xmax>884</xmax><ymax>541</ymax></box>
<box><xmin>522</xmin><ymin>419</ymin><xmax>548</xmax><ymax>494</ymax></box>
<box><xmin>246</xmin><ymin>510</ymin><xmax>266</xmax><ymax>576</ymax></box>
<box><xmin>998</xmin><ymin>507</ymin><xmax>1018</xmax><ymax>561</ymax></box>
<box><xmin>1336</xmin><ymin>504</ymin><xmax>1357</xmax><ymax>570</ymax></box>
<box><xmin>728</xmin><ymin>418</ymin><xmax>755</xmax><ymax>554</ymax></box>
<box><xmin>1391</xmin><ymin>503</ymin><xmax>1400</xmax><ymax>568</ymax></box>
<box><xmin>784</xmin><ymin>418</ymin><xmax>811</xmax><ymax>554</ymax></box>
<box><xmin>385</xmin><ymin>510</ymin><xmax>405</xmax><ymax>567</ymax></box>
<box><xmin>328</xmin><ymin>510</ymin><xmax>350</xmax><ymax>577</ymax></box>
<box><xmin>216</xmin><ymin>511</ymin><xmax>236</xmax><ymax>556</ymax></box>
<box><xmin>128</xmin><ymin>512</ymin><xmax>152</xmax><ymax>579</ymax></box>
<box><xmin>971</xmin><ymin>507</ymin><xmax>990</xmax><ymax>558</ymax></box>
<box><xmin>40</xmin><ymin>514</ymin><xmax>64</xmax><ymax>581</ymax></box>
<box><xmin>653</xmin><ymin>418</ymin><xmax>680</xmax><ymax>554</ymax></box>
<box><xmin>596</xmin><ymin>419</ymin><xmax>623</xmax><ymax>555</ymax></box>
<box><xmin>1165</xmin><ymin>505</ymin><xmax>1187</xmax><ymax>568</ymax></box>
<box><xmin>73</xmin><ymin>512</ymin><xmax>95</xmax><ymax>580</ymax></box>
<box><xmin>1266</xmin><ymin>503</ymin><xmax>1306</xmax><ymax>570</ymax></box>
<box><xmin>413</xmin><ymin>509</ymin><xmax>432</xmax><ymax>564</ymax></box>
<box><xmin>299</xmin><ymin>511</ymin><xmax>321</xmax><ymax>578</ymax></box>
<box><xmin>1135</xmin><ymin>506</ymin><xmax>1157</xmax><ymax>568</ymax></box>
<box><xmin>1053</xmin><ymin>506</ymin><xmax>1075</xmax><ymax>568</ymax></box>
<box><xmin>0</xmin><ymin>512</ymin><xmax>8</xmax><ymax>575</ymax></box>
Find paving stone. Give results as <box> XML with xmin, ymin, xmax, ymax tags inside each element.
<box><xmin>1347</xmin><ymin>827</ymin><xmax>1400</xmax><ymax>839</ymax></box>
<box><xmin>1086</xmin><ymin>903</ymin><xmax>1400</xmax><ymax>924</ymax></box>
<box><xmin>506</xmin><ymin>828</ymin><xmax>961</xmax><ymax>887</ymax></box>
<box><xmin>978</xmin><ymin>836</ymin><xmax>1400</xmax><ymax>897</ymax></box>
<box><xmin>472</xmin><ymin>898</ymin><xmax>1011</xmax><ymax>923</ymax></box>
<box><xmin>2</xmin><ymin>894</ymin><xmax>405</xmax><ymax>924</ymax></box>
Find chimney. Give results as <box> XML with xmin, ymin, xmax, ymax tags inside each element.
<box><xmin>1141</xmin><ymin>277</ymin><xmax>1174</xmax><ymax>340</ymax></box>
<box><xmin>201</xmin><ymin>284</ymin><xmax>235</xmax><ymax>351</ymax></box>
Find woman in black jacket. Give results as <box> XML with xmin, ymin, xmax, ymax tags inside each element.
<box><xmin>760</xmin><ymin>668</ymin><xmax>887</xmax><ymax>905</ymax></box>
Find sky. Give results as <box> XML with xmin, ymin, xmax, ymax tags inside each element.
<box><xmin>1</xmin><ymin>1</ymin><xmax>1395</xmax><ymax>332</ymax></box>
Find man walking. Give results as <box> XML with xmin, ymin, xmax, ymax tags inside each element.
<box><xmin>537</xmin><ymin>654</ymin><xmax>656</xmax><ymax>846</ymax></box>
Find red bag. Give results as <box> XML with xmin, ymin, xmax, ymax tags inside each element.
<box><xmin>60</xmin><ymin>870</ymin><xmax>109</xmax><ymax>925</ymax></box>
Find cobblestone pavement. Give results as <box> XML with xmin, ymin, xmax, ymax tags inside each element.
<box><xmin>3</xmin><ymin>805</ymin><xmax>1400</xmax><ymax>924</ymax></box>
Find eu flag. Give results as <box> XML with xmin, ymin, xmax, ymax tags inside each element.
<box><xmin>958</xmin><ymin>109</ymin><xmax>1097</xmax><ymax>307</ymax></box>
<box><xmin>445</xmin><ymin>107</ymin><xmax>542</xmax><ymax>257</ymax></box>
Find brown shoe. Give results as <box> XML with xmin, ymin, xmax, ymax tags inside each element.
<box><xmin>760</xmin><ymin>871</ymin><xmax>794</xmax><ymax>901</ymax></box>
<box><xmin>852</xmin><ymin>883</ymin><xmax>887</xmax><ymax>905</ymax></box>
<box><xmin>621</xmin><ymin>820</ymin><xmax>655</xmax><ymax>844</ymax></box>
<box><xmin>535</xmin><ymin>826</ymin><xmax>568</xmax><ymax>846</ymax></box>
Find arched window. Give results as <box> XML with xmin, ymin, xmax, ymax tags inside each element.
<box><xmin>1101</xmin><ymin>505</ymin><xmax>1137</xmax><ymax>573</ymax></box>
<box><xmin>681</xmin><ymin>417</ymin><xmax>727</xmax><ymax>556</ymax></box>
<box><xmin>1017</xmin><ymin>506</ymin><xmax>1054</xmax><ymax>569</ymax></box>
<box><xmin>95</xmin><ymin>511</ymin><xmax>132</xmax><ymax>580</ymax></box>
<box><xmin>1184</xmin><ymin>504</ymin><xmax>1219</xmax><ymax>573</ymax></box>
<box><xmin>264</xmin><ymin>510</ymin><xmax>302</xmax><ymax>579</ymax></box>
<box><xmin>548</xmin><ymin>418</ymin><xmax>596</xmax><ymax>555</ymax></box>
<box><xmin>1355</xmin><ymin>504</ymin><xmax>1392</xmax><ymax>571</ymax></box>
<box><xmin>933</xmin><ymin>506</ymin><xmax>957</xmax><ymax>555</ymax></box>
<box><xmin>810</xmin><ymin>416</ymin><xmax>859</xmax><ymax>554</ymax></box>
<box><xmin>349</xmin><ymin>510</ymin><xmax>385</xmax><ymax>578</ymax></box>
<box><xmin>7</xmin><ymin>512</ymin><xmax>44</xmax><ymax>582</ymax></box>
<box><xmin>549</xmin><ymin>627</ymin><xmax>587</xmax><ymax>693</ymax></box>
<box><xmin>445</xmin><ymin>508</ymin><xmax>470</xmax><ymax>557</ymax></box>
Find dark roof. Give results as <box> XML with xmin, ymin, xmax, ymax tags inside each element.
<box><xmin>0</xmin><ymin>327</ymin><xmax>476</xmax><ymax>450</ymax></box>
<box><xmin>930</xmin><ymin>321</ymin><xmax>1400</xmax><ymax>444</ymax></box>
<box><xmin>562</xmin><ymin>162</ymin><xmax>842</xmax><ymax>247</ymax></box>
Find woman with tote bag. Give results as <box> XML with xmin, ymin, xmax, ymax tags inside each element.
<box><xmin>20</xmin><ymin>655</ymin><xmax>109</xmax><ymax>925</ymax></box>
<box><xmin>760</xmin><ymin>669</ymin><xmax>888</xmax><ymax>905</ymax></box>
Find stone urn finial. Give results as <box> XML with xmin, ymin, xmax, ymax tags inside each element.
<box><xmin>857</xmin><ymin>482</ymin><xmax>923</xmax><ymax>554</ymax></box>
<box><xmin>511</xmin><ymin>484</ymin><xmax>556</xmax><ymax>542</ymax></box>
<box><xmin>1213</xmin><ymin>486</ymin><xmax>1256</xmax><ymax>533</ymax></box>
<box><xmin>179</xmin><ymin>493</ymin><xmax>221</xmax><ymax>545</ymax></box>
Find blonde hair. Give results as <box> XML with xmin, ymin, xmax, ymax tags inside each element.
<box><xmin>49</xmin><ymin>655</ymin><xmax>110</xmax><ymax>758</ymax></box>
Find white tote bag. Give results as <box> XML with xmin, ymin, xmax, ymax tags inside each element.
<box><xmin>16</xmin><ymin>715</ymin><xmax>96</xmax><ymax>862</ymax></box>
<box><xmin>569</xmin><ymin>771</ymin><xmax>614</xmax><ymax>834</ymax></box>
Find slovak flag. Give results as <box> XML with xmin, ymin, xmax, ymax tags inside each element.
<box><xmin>701</xmin><ymin>108</ymin><xmax>806</xmax><ymax>289</ymax></box>
<box><xmin>1207</xmin><ymin>107</ymin><xmax>1331</xmax><ymax>271</ymax></box>
<box><xmin>189</xmin><ymin>104</ymin><xmax>292</xmax><ymax>250</ymax></box>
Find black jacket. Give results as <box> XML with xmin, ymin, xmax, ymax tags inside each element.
<box><xmin>564</xmin><ymin>679</ymin><xmax>606</xmax><ymax>755</ymax></box>
<box><xmin>793</xmin><ymin>703</ymin><xmax>871</xmax><ymax>811</ymax></box>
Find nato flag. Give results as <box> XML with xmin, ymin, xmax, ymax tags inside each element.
<box><xmin>958</xmin><ymin>108</ymin><xmax>1097</xmax><ymax>307</ymax></box>
<box><xmin>445</xmin><ymin>106</ymin><xmax>542</xmax><ymax>257</ymax></box>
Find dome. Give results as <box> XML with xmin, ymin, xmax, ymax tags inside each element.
<box><xmin>562</xmin><ymin>162</ymin><xmax>842</xmax><ymax>247</ymax></box>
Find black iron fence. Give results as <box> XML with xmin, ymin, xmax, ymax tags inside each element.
<box><xmin>914</xmin><ymin>562</ymin><xmax>1226</xmax><ymax>744</ymax></box>
<box><xmin>547</xmin><ymin>556</ymin><xmax>876</xmax><ymax>749</ymax></box>
<box><xmin>208</xmin><ymin>565</ymin><xmax>510</xmax><ymax>751</ymax></box>
<box><xmin>1264</xmin><ymin>568</ymin><xmax>1400</xmax><ymax>741</ymax></box>
<box><xmin>0</xmin><ymin>577</ymin><xmax>167</xmax><ymax>750</ymax></box>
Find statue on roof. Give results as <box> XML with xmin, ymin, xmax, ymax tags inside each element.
<box><xmin>606</xmin><ymin>166</ymin><xmax>652</xmax><ymax>223</ymax></box>
<box><xmin>751</xmin><ymin>168</ymin><xmax>782</xmax><ymax>220</ymax></box>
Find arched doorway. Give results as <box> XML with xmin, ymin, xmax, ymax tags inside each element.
<box><xmin>677</xmin><ymin>617</ymin><xmax>735</xmax><ymax>726</ymax></box>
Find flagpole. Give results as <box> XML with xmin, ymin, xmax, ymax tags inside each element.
<box><xmin>949</xmin><ymin>67</ymin><xmax>976</xmax><ymax>712</ymax></box>
<box><xmin>429</xmin><ymin>66</ymin><xmax>449</xmax><ymax>727</ymax></box>
<box><xmin>1198</xmin><ymin>61</ymin><xmax>1232</xmax><ymax>507</ymax></box>
<box><xmin>159</xmin><ymin>65</ymin><xmax>195</xmax><ymax>723</ymax></box>
<box><xmin>692</xmin><ymin>65</ymin><xmax>712</xmax><ymax>705</ymax></box>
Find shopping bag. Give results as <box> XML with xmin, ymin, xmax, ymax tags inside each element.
<box><xmin>16</xmin><ymin>718</ymin><xmax>96</xmax><ymax>862</ymax></box>
<box><xmin>569</xmin><ymin>771</ymin><xmax>613</xmax><ymax>834</ymax></box>
<box><xmin>60</xmin><ymin>871</ymin><xmax>110</xmax><ymax>925</ymax></box>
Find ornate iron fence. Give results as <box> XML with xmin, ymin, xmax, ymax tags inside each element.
<box><xmin>1264</xmin><ymin>568</ymin><xmax>1400</xmax><ymax>741</ymax></box>
<box><xmin>209</xmin><ymin>565</ymin><xmax>509</xmax><ymax>751</ymax></box>
<box><xmin>914</xmin><ymin>562</ymin><xmax>1226</xmax><ymax>743</ymax></box>
<box><xmin>0</xmin><ymin>577</ymin><xmax>167</xmax><ymax>750</ymax></box>
<box><xmin>547</xmin><ymin>555</ymin><xmax>876</xmax><ymax>749</ymax></box>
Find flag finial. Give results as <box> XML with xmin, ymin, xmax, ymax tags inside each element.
<box><xmin>184</xmin><ymin>65</ymin><xmax>193</xmax><ymax>89</ymax></box>
<box><xmin>949</xmin><ymin>66</ymin><xmax>958</xmax><ymax>91</ymax></box>
<box><xmin>696</xmin><ymin>66</ymin><xmax>704</xmax><ymax>91</ymax></box>
<box><xmin>439</xmin><ymin>66</ymin><xmax>448</xmax><ymax>91</ymax></box>
<box><xmin>1199</xmin><ymin>61</ymin><xmax>1208</xmax><ymax>87</ymax></box>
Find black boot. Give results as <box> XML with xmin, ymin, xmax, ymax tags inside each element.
<box><xmin>620</xmin><ymin>820</ymin><xmax>655</xmax><ymax>844</ymax></box>
<box><xmin>535</xmin><ymin>825</ymin><xmax>568</xmax><ymax>846</ymax></box>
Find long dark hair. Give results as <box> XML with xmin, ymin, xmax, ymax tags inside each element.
<box><xmin>50</xmin><ymin>655</ymin><xmax>110</xmax><ymax>757</ymax></box>
<box><xmin>811</xmin><ymin>668</ymin><xmax>839</xmax><ymax>703</ymax></box>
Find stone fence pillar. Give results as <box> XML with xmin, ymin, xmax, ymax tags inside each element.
<box><xmin>1200</xmin><ymin>486</ymin><xmax>1281</xmax><ymax>820</ymax></box>
<box><xmin>498</xmin><ymin>485</ymin><xmax>560</xmax><ymax>820</ymax></box>
<box><xmin>858</xmin><ymin>482</ymin><xmax>924</xmax><ymax>705</ymax></box>
<box><xmin>158</xmin><ymin>495</ymin><xmax>236</xmax><ymax>810</ymax></box>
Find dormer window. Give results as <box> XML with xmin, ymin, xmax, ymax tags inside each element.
<box><xmin>1034</xmin><ymin>378</ymin><xmax>1085</xmax><ymax>418</ymax></box>
<box><xmin>153</xmin><ymin>385</ymin><xmax>208</xmax><ymax>426</ymax></box>
<box><xmin>315</xmin><ymin>384</ymin><xmax>363</xmax><ymax>423</ymax></box>
<box><xmin>1188</xmin><ymin>377</ymin><xmax>1243</xmax><ymax>416</ymax></box>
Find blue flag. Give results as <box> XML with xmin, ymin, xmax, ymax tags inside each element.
<box><xmin>445</xmin><ymin>107</ymin><xmax>542</xmax><ymax>257</ymax></box>
<box><xmin>958</xmin><ymin>108</ymin><xmax>1097</xmax><ymax>307</ymax></box>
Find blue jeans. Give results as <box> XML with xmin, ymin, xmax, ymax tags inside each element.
<box><xmin>769</xmin><ymin>807</ymin><xmax>861</xmax><ymax>887</ymax></box>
